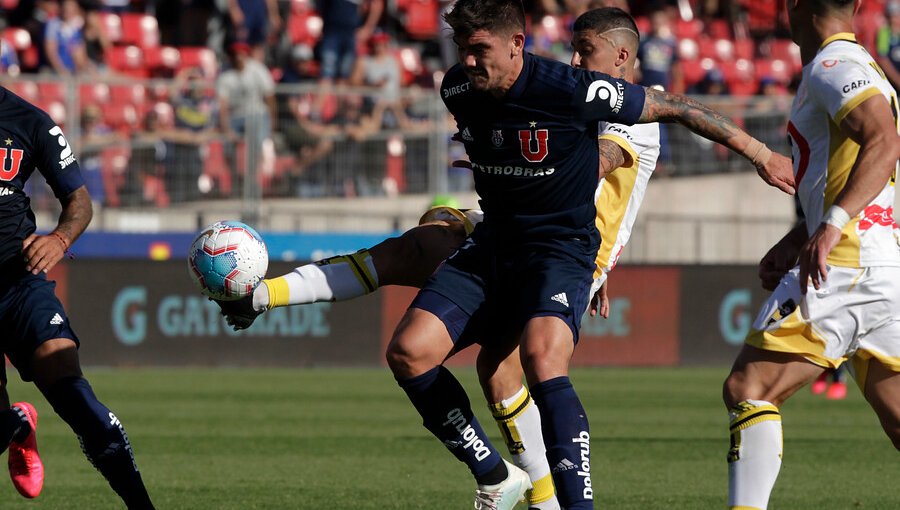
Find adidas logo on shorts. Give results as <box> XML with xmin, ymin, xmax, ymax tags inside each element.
<box><xmin>550</xmin><ymin>292</ymin><xmax>569</xmax><ymax>308</ymax></box>
<box><xmin>49</xmin><ymin>313</ymin><xmax>64</xmax><ymax>325</ymax></box>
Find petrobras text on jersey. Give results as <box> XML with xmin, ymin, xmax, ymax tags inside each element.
<box><xmin>470</xmin><ymin>162</ymin><xmax>556</xmax><ymax>177</ymax></box>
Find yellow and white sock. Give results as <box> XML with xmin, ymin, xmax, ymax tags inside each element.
<box><xmin>490</xmin><ymin>386</ymin><xmax>559</xmax><ymax>510</ymax></box>
<box><xmin>728</xmin><ymin>399</ymin><xmax>783</xmax><ymax>510</ymax></box>
<box><xmin>251</xmin><ymin>250</ymin><xmax>378</xmax><ymax>311</ymax></box>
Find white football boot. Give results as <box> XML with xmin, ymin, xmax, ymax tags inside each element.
<box><xmin>473</xmin><ymin>460</ymin><xmax>532</xmax><ymax>510</ymax></box>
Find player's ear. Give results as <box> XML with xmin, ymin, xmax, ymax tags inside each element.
<box><xmin>616</xmin><ymin>46</ymin><xmax>630</xmax><ymax>68</ymax></box>
<box><xmin>510</xmin><ymin>32</ymin><xmax>525</xmax><ymax>56</ymax></box>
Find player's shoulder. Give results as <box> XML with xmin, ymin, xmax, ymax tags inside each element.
<box><xmin>600</xmin><ymin>121</ymin><xmax>659</xmax><ymax>147</ymax></box>
<box><xmin>440</xmin><ymin>64</ymin><xmax>474</xmax><ymax>102</ymax></box>
<box><xmin>0</xmin><ymin>88</ymin><xmax>52</xmax><ymax>127</ymax></box>
<box><xmin>808</xmin><ymin>42</ymin><xmax>875</xmax><ymax>88</ymax></box>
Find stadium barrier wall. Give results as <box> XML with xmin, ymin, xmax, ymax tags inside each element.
<box><xmin>48</xmin><ymin>261</ymin><xmax>771</xmax><ymax>368</ymax></box>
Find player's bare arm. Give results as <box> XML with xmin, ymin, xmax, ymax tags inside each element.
<box><xmin>639</xmin><ymin>87</ymin><xmax>795</xmax><ymax>195</ymax></box>
<box><xmin>23</xmin><ymin>186</ymin><xmax>92</xmax><ymax>275</ymax></box>
<box><xmin>758</xmin><ymin>223</ymin><xmax>808</xmax><ymax>291</ymax></box>
<box><xmin>598</xmin><ymin>138</ymin><xmax>627</xmax><ymax>179</ymax></box>
<box><xmin>798</xmin><ymin>94</ymin><xmax>900</xmax><ymax>293</ymax></box>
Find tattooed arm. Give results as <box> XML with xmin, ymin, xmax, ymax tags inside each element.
<box><xmin>598</xmin><ymin>138</ymin><xmax>628</xmax><ymax>179</ymax></box>
<box><xmin>639</xmin><ymin>87</ymin><xmax>795</xmax><ymax>194</ymax></box>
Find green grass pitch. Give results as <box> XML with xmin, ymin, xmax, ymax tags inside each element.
<box><xmin>1</xmin><ymin>367</ymin><xmax>897</xmax><ymax>509</ymax></box>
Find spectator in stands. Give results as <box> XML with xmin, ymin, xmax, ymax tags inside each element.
<box><xmin>0</xmin><ymin>39</ymin><xmax>20</xmax><ymax>75</ymax></box>
<box><xmin>78</xmin><ymin>105</ymin><xmax>118</xmax><ymax>206</ymax></box>
<box><xmin>129</xmin><ymin>110</ymin><xmax>173</xmax><ymax>207</ymax></box>
<box><xmin>227</xmin><ymin>0</ymin><xmax>281</xmax><ymax>62</ymax></box>
<box><xmin>317</xmin><ymin>0</ymin><xmax>384</xmax><ymax>87</ymax></box>
<box><xmin>21</xmin><ymin>0</ymin><xmax>58</xmax><ymax>73</ymax></box>
<box><xmin>168</xmin><ymin>67</ymin><xmax>218</xmax><ymax>202</ymax></box>
<box><xmin>44</xmin><ymin>0</ymin><xmax>89</xmax><ymax>75</ymax></box>
<box><xmin>690</xmin><ymin>68</ymin><xmax>730</xmax><ymax>95</ymax></box>
<box><xmin>351</xmin><ymin>31</ymin><xmax>407</xmax><ymax>130</ymax></box>
<box><xmin>637</xmin><ymin>7</ymin><xmax>678</xmax><ymax>90</ymax></box>
<box><xmin>81</xmin><ymin>0</ymin><xmax>112</xmax><ymax>74</ymax></box>
<box><xmin>217</xmin><ymin>41</ymin><xmax>275</xmax><ymax>197</ymax></box>
<box><xmin>876</xmin><ymin>1</ymin><xmax>900</xmax><ymax>91</ymax></box>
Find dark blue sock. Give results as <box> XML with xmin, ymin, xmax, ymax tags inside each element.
<box><xmin>398</xmin><ymin>366</ymin><xmax>506</xmax><ymax>485</ymax></box>
<box><xmin>531</xmin><ymin>376</ymin><xmax>593</xmax><ymax>510</ymax></box>
<box><xmin>0</xmin><ymin>407</ymin><xmax>29</xmax><ymax>453</ymax></box>
<box><xmin>44</xmin><ymin>377</ymin><xmax>154</xmax><ymax>510</ymax></box>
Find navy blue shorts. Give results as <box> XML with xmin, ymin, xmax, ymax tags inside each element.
<box><xmin>411</xmin><ymin>227</ymin><xmax>596</xmax><ymax>347</ymax></box>
<box><xmin>0</xmin><ymin>273</ymin><xmax>79</xmax><ymax>382</ymax></box>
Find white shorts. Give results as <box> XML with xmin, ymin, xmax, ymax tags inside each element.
<box><xmin>746</xmin><ymin>266</ymin><xmax>900</xmax><ymax>377</ymax></box>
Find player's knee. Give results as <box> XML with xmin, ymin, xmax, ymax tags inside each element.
<box><xmin>385</xmin><ymin>335</ymin><xmax>437</xmax><ymax>379</ymax></box>
<box><xmin>722</xmin><ymin>372</ymin><xmax>748</xmax><ymax>409</ymax></box>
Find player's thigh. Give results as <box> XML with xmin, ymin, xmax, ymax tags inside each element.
<box><xmin>2</xmin><ymin>275</ymin><xmax>81</xmax><ymax>385</ymax></box>
<box><xmin>370</xmin><ymin>222</ymin><xmax>465</xmax><ymax>287</ymax></box>
<box><xmin>858</xmin><ymin>358</ymin><xmax>900</xmax><ymax>448</ymax></box>
<box><xmin>724</xmin><ymin>344</ymin><xmax>824</xmax><ymax>408</ymax></box>
<box><xmin>386</xmin><ymin>306</ymin><xmax>456</xmax><ymax>378</ymax></box>
<box><xmin>519</xmin><ymin>316</ymin><xmax>577</xmax><ymax>384</ymax></box>
<box><xmin>477</xmin><ymin>342</ymin><xmax>523</xmax><ymax>402</ymax></box>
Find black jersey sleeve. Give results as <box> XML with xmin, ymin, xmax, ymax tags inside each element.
<box><xmin>33</xmin><ymin>116</ymin><xmax>85</xmax><ymax>199</ymax></box>
<box><xmin>572</xmin><ymin>70</ymin><xmax>646</xmax><ymax>126</ymax></box>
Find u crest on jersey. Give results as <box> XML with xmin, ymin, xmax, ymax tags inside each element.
<box><xmin>518</xmin><ymin>129</ymin><xmax>549</xmax><ymax>163</ymax></box>
<box><xmin>0</xmin><ymin>148</ymin><xmax>24</xmax><ymax>181</ymax></box>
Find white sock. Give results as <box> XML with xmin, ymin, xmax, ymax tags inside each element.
<box><xmin>490</xmin><ymin>386</ymin><xmax>559</xmax><ymax>509</ymax></box>
<box><xmin>728</xmin><ymin>399</ymin><xmax>783</xmax><ymax>510</ymax></box>
<box><xmin>252</xmin><ymin>250</ymin><xmax>379</xmax><ymax>311</ymax></box>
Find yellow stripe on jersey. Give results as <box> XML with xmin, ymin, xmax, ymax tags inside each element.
<box><xmin>825</xmin><ymin>120</ymin><xmax>863</xmax><ymax>267</ymax></box>
<box><xmin>819</xmin><ymin>32</ymin><xmax>856</xmax><ymax>49</ymax></box>
<box><xmin>834</xmin><ymin>87</ymin><xmax>881</xmax><ymax>125</ymax></box>
<box><xmin>594</xmin><ymin>135</ymin><xmax>640</xmax><ymax>279</ymax></box>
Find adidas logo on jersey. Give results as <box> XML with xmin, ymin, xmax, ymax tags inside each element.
<box><xmin>460</xmin><ymin>127</ymin><xmax>474</xmax><ymax>142</ymax></box>
<box><xmin>550</xmin><ymin>292</ymin><xmax>569</xmax><ymax>308</ymax></box>
<box><xmin>552</xmin><ymin>458</ymin><xmax>576</xmax><ymax>473</ymax></box>
<box><xmin>50</xmin><ymin>313</ymin><xmax>64</xmax><ymax>325</ymax></box>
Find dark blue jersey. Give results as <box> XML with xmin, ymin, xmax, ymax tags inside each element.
<box><xmin>441</xmin><ymin>53</ymin><xmax>645</xmax><ymax>239</ymax></box>
<box><xmin>0</xmin><ymin>87</ymin><xmax>85</xmax><ymax>266</ymax></box>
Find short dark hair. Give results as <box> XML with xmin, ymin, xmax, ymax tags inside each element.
<box><xmin>443</xmin><ymin>0</ymin><xmax>526</xmax><ymax>38</ymax></box>
<box><xmin>812</xmin><ymin>0</ymin><xmax>856</xmax><ymax>13</ymax></box>
<box><xmin>573</xmin><ymin>7</ymin><xmax>640</xmax><ymax>44</ymax></box>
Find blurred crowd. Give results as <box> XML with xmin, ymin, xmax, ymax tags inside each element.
<box><xmin>1</xmin><ymin>0</ymin><xmax>899</xmax><ymax>205</ymax></box>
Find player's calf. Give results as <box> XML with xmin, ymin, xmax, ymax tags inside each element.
<box><xmin>727</xmin><ymin>400</ymin><xmax>782</xmax><ymax>510</ymax></box>
<box><xmin>44</xmin><ymin>376</ymin><xmax>155</xmax><ymax>509</ymax></box>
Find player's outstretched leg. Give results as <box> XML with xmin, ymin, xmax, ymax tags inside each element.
<box><xmin>5</xmin><ymin>402</ymin><xmax>44</xmax><ymax>498</ymax></box>
<box><xmin>489</xmin><ymin>386</ymin><xmax>559</xmax><ymax>510</ymax></box>
<box><xmin>42</xmin><ymin>376</ymin><xmax>154</xmax><ymax>509</ymax></box>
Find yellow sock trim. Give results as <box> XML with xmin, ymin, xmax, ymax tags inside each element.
<box><xmin>729</xmin><ymin>401</ymin><xmax>781</xmax><ymax>433</ymax></box>
<box><xmin>318</xmin><ymin>250</ymin><xmax>377</xmax><ymax>294</ymax></box>
<box><xmin>489</xmin><ymin>389</ymin><xmax>531</xmax><ymax>455</ymax></box>
<box><xmin>525</xmin><ymin>473</ymin><xmax>555</xmax><ymax>505</ymax></box>
<box><xmin>265</xmin><ymin>277</ymin><xmax>291</xmax><ymax>310</ymax></box>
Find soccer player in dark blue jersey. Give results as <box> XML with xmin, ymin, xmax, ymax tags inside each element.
<box><xmin>384</xmin><ymin>1</ymin><xmax>795</xmax><ymax>509</ymax></box>
<box><xmin>0</xmin><ymin>87</ymin><xmax>155</xmax><ymax>508</ymax></box>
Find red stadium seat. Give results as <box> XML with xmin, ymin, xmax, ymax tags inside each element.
<box><xmin>107</xmin><ymin>45</ymin><xmax>148</xmax><ymax>78</ymax></box>
<box><xmin>3</xmin><ymin>27</ymin><xmax>31</xmax><ymax>50</ymax></box>
<box><xmin>634</xmin><ymin>16</ymin><xmax>650</xmax><ymax>37</ymax></box>
<box><xmin>9</xmin><ymin>81</ymin><xmax>39</xmax><ymax>102</ymax></box>
<box><xmin>679</xmin><ymin>59</ymin><xmax>713</xmax><ymax>90</ymax></box>
<box><xmin>178</xmin><ymin>47</ymin><xmax>218</xmax><ymax>78</ymax></box>
<box><xmin>98</xmin><ymin>12</ymin><xmax>122</xmax><ymax>44</ymax></box>
<box><xmin>288</xmin><ymin>11</ymin><xmax>324</xmax><ymax>45</ymax></box>
<box><xmin>144</xmin><ymin>45</ymin><xmax>181</xmax><ymax>77</ymax></box>
<box><xmin>103</xmin><ymin>103</ymin><xmax>140</xmax><ymax>133</ymax></box>
<box><xmin>707</xmin><ymin>19</ymin><xmax>732</xmax><ymax>40</ymax></box>
<box><xmin>109</xmin><ymin>84</ymin><xmax>148</xmax><ymax>106</ymax></box>
<box><xmin>674</xmin><ymin>18</ymin><xmax>703</xmax><ymax>40</ymax></box>
<box><xmin>119</xmin><ymin>13</ymin><xmax>159</xmax><ymax>49</ymax></box>
<box><xmin>396</xmin><ymin>46</ymin><xmax>423</xmax><ymax>86</ymax></box>
<box><xmin>768</xmin><ymin>39</ymin><xmax>801</xmax><ymax>70</ymax></box>
<box><xmin>733</xmin><ymin>38</ymin><xmax>755</xmax><ymax>60</ymax></box>
<box><xmin>37</xmin><ymin>81</ymin><xmax>66</xmax><ymax>104</ymax></box>
<box><xmin>720</xmin><ymin>59</ymin><xmax>756</xmax><ymax>96</ymax></box>
<box><xmin>79</xmin><ymin>83</ymin><xmax>111</xmax><ymax>105</ymax></box>
<box><xmin>151</xmin><ymin>101</ymin><xmax>174</xmax><ymax>128</ymax></box>
<box><xmin>754</xmin><ymin>58</ymin><xmax>793</xmax><ymax>85</ymax></box>
<box><xmin>677</xmin><ymin>38</ymin><xmax>699</xmax><ymax>61</ymax></box>
<box><xmin>712</xmin><ymin>38</ymin><xmax>734</xmax><ymax>62</ymax></box>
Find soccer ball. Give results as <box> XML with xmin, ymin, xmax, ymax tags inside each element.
<box><xmin>188</xmin><ymin>221</ymin><xmax>268</xmax><ymax>301</ymax></box>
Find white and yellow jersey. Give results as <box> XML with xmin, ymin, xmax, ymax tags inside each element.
<box><xmin>788</xmin><ymin>32</ymin><xmax>900</xmax><ymax>268</ymax></box>
<box><xmin>592</xmin><ymin>121</ymin><xmax>661</xmax><ymax>280</ymax></box>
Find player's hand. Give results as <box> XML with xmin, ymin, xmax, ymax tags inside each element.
<box><xmin>212</xmin><ymin>295</ymin><xmax>263</xmax><ymax>331</ymax></box>
<box><xmin>756</xmin><ymin>153</ymin><xmax>795</xmax><ymax>196</ymax></box>
<box><xmin>589</xmin><ymin>279</ymin><xmax>610</xmax><ymax>318</ymax></box>
<box><xmin>797</xmin><ymin>223</ymin><xmax>841</xmax><ymax>294</ymax></box>
<box><xmin>758</xmin><ymin>240</ymin><xmax>800</xmax><ymax>291</ymax></box>
<box><xmin>22</xmin><ymin>233</ymin><xmax>68</xmax><ymax>275</ymax></box>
